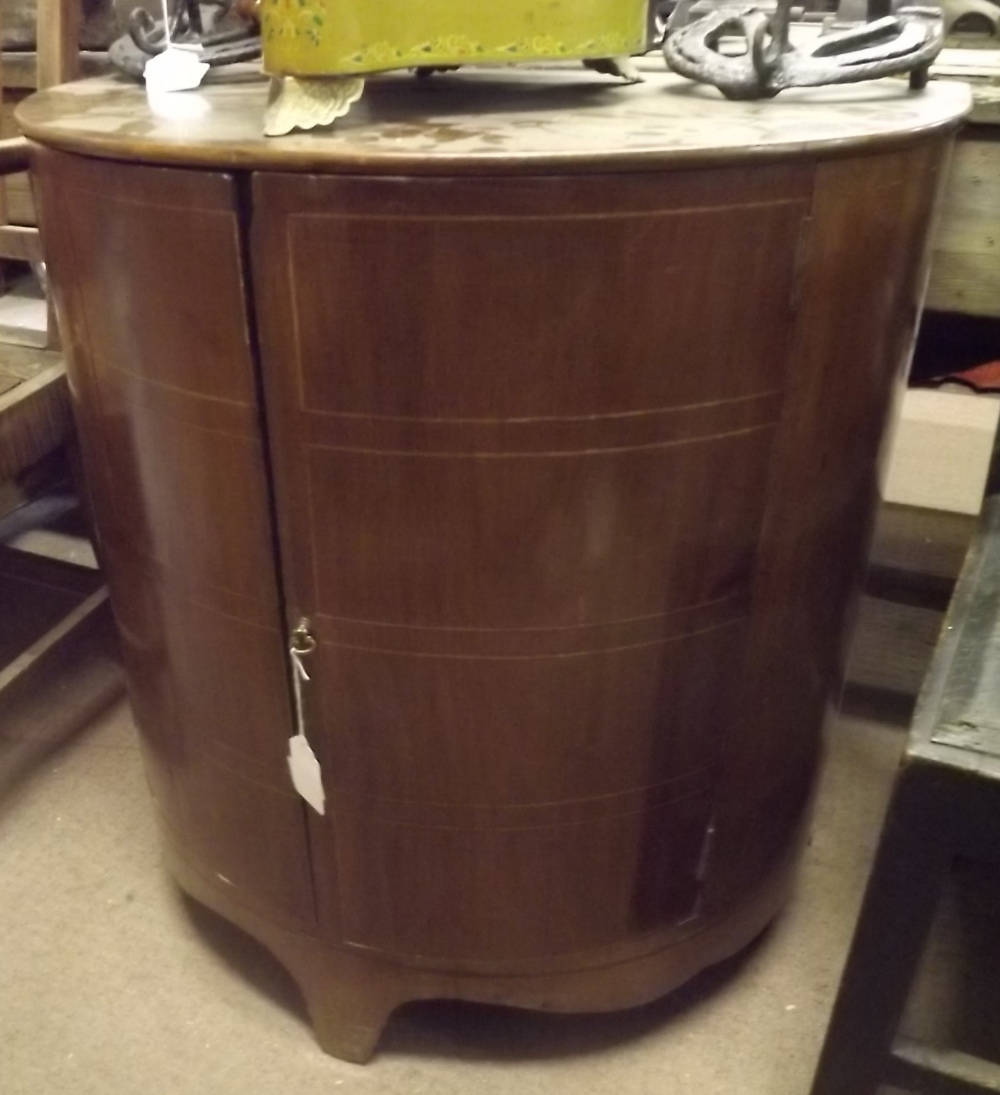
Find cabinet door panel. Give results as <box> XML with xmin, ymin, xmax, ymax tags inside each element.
<box><xmin>253</xmin><ymin>168</ymin><xmax>808</xmax><ymax>960</ymax></box>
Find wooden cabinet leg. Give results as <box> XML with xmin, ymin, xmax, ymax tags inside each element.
<box><xmin>305</xmin><ymin>991</ymin><xmax>395</xmax><ymax>1064</ymax></box>
<box><xmin>810</xmin><ymin>762</ymin><xmax>956</xmax><ymax>1095</ymax></box>
<box><xmin>295</xmin><ymin>954</ymin><xmax>408</xmax><ymax>1063</ymax></box>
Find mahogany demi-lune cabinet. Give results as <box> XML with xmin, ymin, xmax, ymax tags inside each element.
<box><xmin>17</xmin><ymin>69</ymin><xmax>969</xmax><ymax>1062</ymax></box>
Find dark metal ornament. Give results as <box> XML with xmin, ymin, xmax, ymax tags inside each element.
<box><xmin>663</xmin><ymin>0</ymin><xmax>944</xmax><ymax>99</ymax></box>
<box><xmin>109</xmin><ymin>0</ymin><xmax>260</xmax><ymax>78</ymax></box>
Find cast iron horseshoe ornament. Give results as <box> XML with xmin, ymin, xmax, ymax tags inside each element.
<box><xmin>663</xmin><ymin>0</ymin><xmax>944</xmax><ymax>99</ymax></box>
<box><xmin>110</xmin><ymin>0</ymin><xmax>261</xmax><ymax>77</ymax></box>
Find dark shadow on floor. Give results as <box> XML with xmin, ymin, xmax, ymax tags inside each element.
<box><xmin>177</xmin><ymin>891</ymin><xmax>311</xmax><ymax>1026</ymax></box>
<box><xmin>839</xmin><ymin>683</ymin><xmax>917</xmax><ymax>728</ymax></box>
<box><xmin>176</xmin><ymin>882</ymin><xmax>780</xmax><ymax>1063</ymax></box>
<box><xmin>381</xmin><ymin>926</ymin><xmax>777</xmax><ymax>1062</ymax></box>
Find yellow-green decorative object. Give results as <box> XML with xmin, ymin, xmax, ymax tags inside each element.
<box><xmin>261</xmin><ymin>0</ymin><xmax>651</xmax><ymax>78</ymax></box>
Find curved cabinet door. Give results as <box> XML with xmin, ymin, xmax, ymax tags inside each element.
<box><xmin>251</xmin><ymin>166</ymin><xmax>812</xmax><ymax>965</ymax></box>
<box><xmin>34</xmin><ymin>149</ymin><xmax>316</xmax><ymax>933</ymax></box>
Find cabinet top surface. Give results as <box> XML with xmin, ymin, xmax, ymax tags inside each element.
<box><xmin>17</xmin><ymin>61</ymin><xmax>970</xmax><ymax>174</ymax></box>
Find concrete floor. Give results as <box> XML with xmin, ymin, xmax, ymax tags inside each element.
<box><xmin>1</xmin><ymin>663</ymin><xmax>912</xmax><ymax>1095</ymax></box>
<box><xmin>4</xmin><ymin>498</ymin><xmax>998</xmax><ymax>1095</ymax></box>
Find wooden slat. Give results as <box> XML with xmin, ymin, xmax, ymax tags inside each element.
<box><xmin>45</xmin><ymin>288</ymin><xmax>58</xmax><ymax>350</ymax></box>
<box><xmin>0</xmin><ymin>360</ymin><xmax>69</xmax><ymax>478</ymax></box>
<box><xmin>2</xmin><ymin>51</ymin><xmax>110</xmax><ymax>90</ymax></box>
<box><xmin>888</xmin><ymin>1038</ymin><xmax>1000</xmax><ymax>1094</ymax></box>
<box><xmin>2</xmin><ymin>92</ymin><xmax>35</xmax><ymax>225</ymax></box>
<box><xmin>0</xmin><ymin>221</ymin><xmax>41</xmax><ymax>261</ymax></box>
<box><xmin>0</xmin><ymin>447</ymin><xmax>68</xmax><ymax>523</ymax></box>
<box><xmin>0</xmin><ymin>588</ymin><xmax>121</xmax><ymax>802</ymax></box>
<box><xmin>842</xmin><ymin>503</ymin><xmax>975</xmax><ymax>721</ymax></box>
<box><xmin>0</xmin><ymin>587</ymin><xmax>111</xmax><ymax>701</ymax></box>
<box><xmin>36</xmin><ymin>0</ymin><xmax>80</xmax><ymax>88</ymax></box>
<box><xmin>0</xmin><ymin>342</ymin><xmax>62</xmax><ymax>379</ymax></box>
<box><xmin>969</xmin><ymin>87</ymin><xmax>1000</xmax><ymax>126</ymax></box>
<box><xmin>931</xmin><ymin>52</ymin><xmax>1000</xmax><ymax>125</ymax></box>
<box><xmin>0</xmin><ymin>542</ymin><xmax>100</xmax><ymax>591</ymax></box>
<box><xmin>0</xmin><ymin>1</ymin><xmax>82</xmax><ymax>351</ymax></box>
<box><xmin>933</xmin><ymin>47</ymin><xmax>1000</xmax><ymax>80</ymax></box>
<box><xmin>926</xmin><ymin>137</ymin><xmax>1000</xmax><ymax>318</ymax></box>
<box><xmin>0</xmin><ymin>0</ymin><xmax>9</xmax><ymax>228</ymax></box>
<box><xmin>870</xmin><ymin>504</ymin><xmax>977</xmax><ymax>584</ymax></box>
<box><xmin>0</xmin><ymin>135</ymin><xmax>31</xmax><ymax>175</ymax></box>
<box><xmin>0</xmin><ymin>347</ymin><xmax>61</xmax><ymax>390</ymax></box>
<box><xmin>5</xmin><ymin>179</ymin><xmax>35</xmax><ymax>225</ymax></box>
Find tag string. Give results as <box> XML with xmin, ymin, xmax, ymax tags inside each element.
<box><xmin>290</xmin><ymin>645</ymin><xmax>312</xmax><ymax>741</ymax></box>
<box><xmin>161</xmin><ymin>0</ymin><xmax>172</xmax><ymax>47</ymax></box>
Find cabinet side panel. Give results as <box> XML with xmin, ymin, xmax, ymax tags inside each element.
<box><xmin>33</xmin><ymin>148</ymin><xmax>315</xmax><ymax>932</ymax></box>
<box><xmin>705</xmin><ymin>141</ymin><xmax>953</xmax><ymax>913</ymax></box>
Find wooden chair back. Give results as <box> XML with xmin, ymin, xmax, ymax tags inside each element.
<box><xmin>0</xmin><ymin>0</ymin><xmax>81</xmax><ymax>345</ymax></box>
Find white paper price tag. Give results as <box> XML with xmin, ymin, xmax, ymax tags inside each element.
<box><xmin>288</xmin><ymin>733</ymin><xmax>326</xmax><ymax>816</ymax></box>
<box><xmin>144</xmin><ymin>47</ymin><xmax>209</xmax><ymax>94</ymax></box>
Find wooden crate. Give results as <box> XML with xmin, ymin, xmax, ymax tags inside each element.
<box><xmin>925</xmin><ymin>51</ymin><xmax>1000</xmax><ymax>318</ymax></box>
<box><xmin>926</xmin><ymin>133</ymin><xmax>1000</xmax><ymax>318</ymax></box>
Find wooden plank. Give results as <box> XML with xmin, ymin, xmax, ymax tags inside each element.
<box><xmin>0</xmin><ymin>587</ymin><xmax>108</xmax><ymax>694</ymax></box>
<box><xmin>37</xmin><ymin>0</ymin><xmax>80</xmax><ymax>88</ymax></box>
<box><xmin>0</xmin><ymin>222</ymin><xmax>42</xmax><ymax>261</ymax></box>
<box><xmin>926</xmin><ymin>137</ymin><xmax>1000</xmax><ymax>317</ymax></box>
<box><xmin>45</xmin><ymin>289</ymin><xmax>58</xmax><ymax>350</ymax></box>
<box><xmin>882</xmin><ymin>388</ymin><xmax>1000</xmax><ymax>515</ymax></box>
<box><xmin>0</xmin><ymin>342</ymin><xmax>62</xmax><ymax>379</ymax></box>
<box><xmin>843</xmin><ymin>504</ymin><xmax>975</xmax><ymax>721</ymax></box>
<box><xmin>968</xmin><ymin>85</ymin><xmax>1000</xmax><ymax>126</ymax></box>
<box><xmin>0</xmin><ymin>542</ymin><xmax>101</xmax><ymax>593</ymax></box>
<box><xmin>888</xmin><ymin>1038</ymin><xmax>1000</xmax><ymax>1094</ymax></box>
<box><xmin>0</xmin><ymin>587</ymin><xmax>122</xmax><ymax>803</ymax></box>
<box><xmin>0</xmin><ymin>447</ymin><xmax>68</xmax><ymax>523</ymax></box>
<box><xmin>5</xmin><ymin>178</ymin><xmax>35</xmax><ymax>224</ymax></box>
<box><xmin>870</xmin><ymin>503</ymin><xmax>976</xmax><ymax>583</ymax></box>
<box><xmin>0</xmin><ymin>545</ymin><xmax>100</xmax><ymax>666</ymax></box>
<box><xmin>933</xmin><ymin>47</ymin><xmax>1000</xmax><ymax>79</ymax></box>
<box><xmin>930</xmin><ymin>48</ymin><xmax>1000</xmax><ymax>125</ymax></box>
<box><xmin>0</xmin><ymin>358</ymin><xmax>62</xmax><ymax>412</ymax></box>
<box><xmin>1</xmin><ymin>0</ymin><xmax>10</xmax><ymax>229</ymax></box>
<box><xmin>0</xmin><ymin>359</ymin><xmax>68</xmax><ymax>478</ymax></box>
<box><xmin>844</xmin><ymin>592</ymin><xmax>946</xmax><ymax>719</ymax></box>
<box><xmin>0</xmin><ymin>586</ymin><xmax>118</xmax><ymax>757</ymax></box>
<box><xmin>1</xmin><ymin>51</ymin><xmax>110</xmax><ymax>90</ymax></box>
<box><xmin>2</xmin><ymin>91</ymin><xmax>35</xmax><ymax>224</ymax></box>
<box><xmin>929</xmin><ymin>249</ymin><xmax>1000</xmax><ymax>317</ymax></box>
